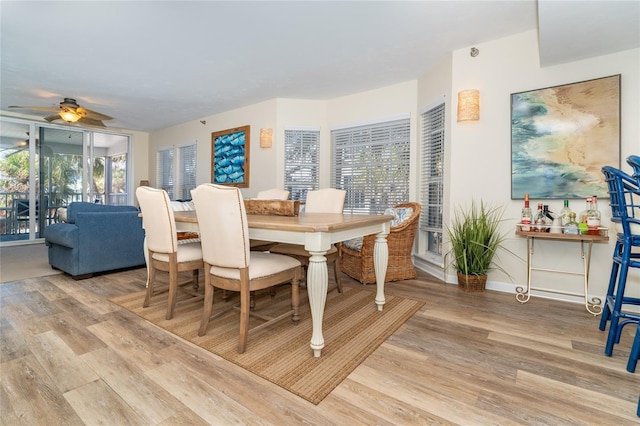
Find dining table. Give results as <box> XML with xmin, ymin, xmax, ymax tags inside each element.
<box><xmin>172</xmin><ymin>210</ymin><xmax>392</xmax><ymax>357</ymax></box>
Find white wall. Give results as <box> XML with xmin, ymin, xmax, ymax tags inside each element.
<box><xmin>148</xmin><ymin>99</ymin><xmax>277</xmax><ymax>198</ymax></box>
<box><xmin>447</xmin><ymin>30</ymin><xmax>640</xmax><ymax>302</ymax></box>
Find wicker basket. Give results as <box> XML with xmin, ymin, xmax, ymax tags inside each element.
<box><xmin>456</xmin><ymin>272</ymin><xmax>487</xmax><ymax>292</ymax></box>
<box><xmin>340</xmin><ymin>202</ymin><xmax>421</xmax><ymax>285</ymax></box>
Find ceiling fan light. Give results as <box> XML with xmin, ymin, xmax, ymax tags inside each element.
<box><xmin>59</xmin><ymin>110</ymin><xmax>81</xmax><ymax>123</ymax></box>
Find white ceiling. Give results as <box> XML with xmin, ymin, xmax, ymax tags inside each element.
<box><xmin>1</xmin><ymin>1</ymin><xmax>638</xmax><ymax>132</ymax></box>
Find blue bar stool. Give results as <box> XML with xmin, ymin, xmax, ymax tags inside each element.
<box><xmin>628</xmin><ymin>324</ymin><xmax>640</xmax><ymax>373</ymax></box>
<box><xmin>599</xmin><ymin>166</ymin><xmax>640</xmax><ymax>356</ymax></box>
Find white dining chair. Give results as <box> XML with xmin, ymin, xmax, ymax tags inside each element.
<box><xmin>136</xmin><ymin>186</ymin><xmax>204</xmax><ymax>320</ymax></box>
<box><xmin>191</xmin><ymin>183</ymin><xmax>302</xmax><ymax>353</ymax></box>
<box><xmin>269</xmin><ymin>188</ymin><xmax>346</xmax><ymax>292</ymax></box>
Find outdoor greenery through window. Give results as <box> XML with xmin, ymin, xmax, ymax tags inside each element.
<box><xmin>284</xmin><ymin>128</ymin><xmax>319</xmax><ymax>201</ymax></box>
<box><xmin>420</xmin><ymin>101</ymin><xmax>445</xmax><ymax>257</ymax></box>
<box><xmin>0</xmin><ymin>119</ymin><xmax>131</xmax><ymax>243</ymax></box>
<box><xmin>156</xmin><ymin>143</ymin><xmax>196</xmax><ymax>200</ymax></box>
<box><xmin>332</xmin><ymin>117</ymin><xmax>410</xmax><ymax>214</ymax></box>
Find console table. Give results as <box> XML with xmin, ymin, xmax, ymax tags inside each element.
<box><xmin>515</xmin><ymin>229</ymin><xmax>609</xmax><ymax>315</ymax></box>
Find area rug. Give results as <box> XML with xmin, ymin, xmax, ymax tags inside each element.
<box><xmin>109</xmin><ymin>283</ymin><xmax>424</xmax><ymax>405</ymax></box>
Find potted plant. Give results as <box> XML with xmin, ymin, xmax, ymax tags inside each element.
<box><xmin>446</xmin><ymin>200</ymin><xmax>509</xmax><ymax>292</ymax></box>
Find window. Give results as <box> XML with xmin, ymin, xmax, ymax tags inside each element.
<box><xmin>157</xmin><ymin>148</ymin><xmax>174</xmax><ymax>197</ymax></box>
<box><xmin>283</xmin><ymin>128</ymin><xmax>319</xmax><ymax>201</ymax></box>
<box><xmin>156</xmin><ymin>142</ymin><xmax>196</xmax><ymax>200</ymax></box>
<box><xmin>177</xmin><ymin>144</ymin><xmax>197</xmax><ymax>200</ymax></box>
<box><xmin>332</xmin><ymin>117</ymin><xmax>410</xmax><ymax>214</ymax></box>
<box><xmin>420</xmin><ymin>102</ymin><xmax>445</xmax><ymax>257</ymax></box>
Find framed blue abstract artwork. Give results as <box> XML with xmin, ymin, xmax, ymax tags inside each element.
<box><xmin>511</xmin><ymin>75</ymin><xmax>620</xmax><ymax>199</ymax></box>
<box><xmin>211</xmin><ymin>125</ymin><xmax>250</xmax><ymax>188</ymax></box>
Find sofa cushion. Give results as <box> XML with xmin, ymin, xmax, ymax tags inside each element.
<box><xmin>342</xmin><ymin>206</ymin><xmax>415</xmax><ymax>252</ymax></box>
<box><xmin>170</xmin><ymin>201</ymin><xmax>194</xmax><ymax>211</ymax></box>
<box><xmin>57</xmin><ymin>207</ymin><xmax>68</xmax><ymax>222</ymax></box>
<box><xmin>66</xmin><ymin>202</ymin><xmax>139</xmax><ymax>224</ymax></box>
<box><xmin>387</xmin><ymin>206</ymin><xmax>414</xmax><ymax>227</ymax></box>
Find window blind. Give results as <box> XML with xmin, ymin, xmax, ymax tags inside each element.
<box><xmin>177</xmin><ymin>144</ymin><xmax>197</xmax><ymax>200</ymax></box>
<box><xmin>156</xmin><ymin>148</ymin><xmax>174</xmax><ymax>198</ymax></box>
<box><xmin>155</xmin><ymin>142</ymin><xmax>196</xmax><ymax>200</ymax></box>
<box><xmin>331</xmin><ymin>118</ymin><xmax>410</xmax><ymax>214</ymax></box>
<box><xmin>284</xmin><ymin>129</ymin><xmax>319</xmax><ymax>202</ymax></box>
<box><xmin>420</xmin><ymin>102</ymin><xmax>445</xmax><ymax>256</ymax></box>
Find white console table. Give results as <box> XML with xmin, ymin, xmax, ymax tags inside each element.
<box><xmin>515</xmin><ymin>229</ymin><xmax>609</xmax><ymax>316</ymax></box>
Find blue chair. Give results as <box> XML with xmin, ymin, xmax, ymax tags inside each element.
<box><xmin>598</xmin><ymin>166</ymin><xmax>640</xmax><ymax>356</ymax></box>
<box><xmin>628</xmin><ymin>155</ymin><xmax>640</xmax><ymax>185</ymax></box>
<box><xmin>628</xmin><ymin>324</ymin><xmax>640</xmax><ymax>373</ymax></box>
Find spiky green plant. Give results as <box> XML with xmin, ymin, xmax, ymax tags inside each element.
<box><xmin>446</xmin><ymin>200</ymin><xmax>508</xmax><ymax>277</ymax></box>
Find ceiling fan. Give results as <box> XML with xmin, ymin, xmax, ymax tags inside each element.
<box><xmin>8</xmin><ymin>98</ymin><xmax>114</xmax><ymax>127</ymax></box>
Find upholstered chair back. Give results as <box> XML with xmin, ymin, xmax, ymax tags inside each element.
<box><xmin>191</xmin><ymin>184</ymin><xmax>250</xmax><ymax>269</ymax></box>
<box><xmin>304</xmin><ymin>188</ymin><xmax>346</xmax><ymax>213</ymax></box>
<box><xmin>256</xmin><ymin>189</ymin><xmax>290</xmax><ymax>200</ymax></box>
<box><xmin>136</xmin><ymin>186</ymin><xmax>178</xmax><ymax>254</ymax></box>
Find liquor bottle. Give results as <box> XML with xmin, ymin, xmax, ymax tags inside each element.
<box><xmin>520</xmin><ymin>193</ymin><xmax>532</xmax><ymax>231</ymax></box>
<box><xmin>542</xmin><ymin>205</ymin><xmax>553</xmax><ymax>232</ymax></box>
<box><xmin>559</xmin><ymin>199</ymin><xmax>573</xmax><ymax>227</ymax></box>
<box><xmin>533</xmin><ymin>202</ymin><xmax>546</xmax><ymax>232</ymax></box>
<box><xmin>587</xmin><ymin>195</ymin><xmax>602</xmax><ymax>235</ymax></box>
<box><xmin>563</xmin><ymin>212</ymin><xmax>580</xmax><ymax>235</ymax></box>
<box><xmin>578</xmin><ymin>197</ymin><xmax>592</xmax><ymax>235</ymax></box>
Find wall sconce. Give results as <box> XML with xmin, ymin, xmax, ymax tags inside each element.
<box><xmin>260</xmin><ymin>128</ymin><xmax>273</xmax><ymax>148</ymax></box>
<box><xmin>457</xmin><ymin>89</ymin><xmax>480</xmax><ymax>122</ymax></box>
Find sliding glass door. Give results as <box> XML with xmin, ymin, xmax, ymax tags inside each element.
<box><xmin>0</xmin><ymin>117</ymin><xmax>131</xmax><ymax>245</ymax></box>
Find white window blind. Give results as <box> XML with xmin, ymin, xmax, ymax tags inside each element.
<box><xmin>177</xmin><ymin>144</ymin><xmax>197</xmax><ymax>200</ymax></box>
<box><xmin>284</xmin><ymin>129</ymin><xmax>319</xmax><ymax>202</ymax></box>
<box><xmin>420</xmin><ymin>102</ymin><xmax>445</xmax><ymax>256</ymax></box>
<box><xmin>156</xmin><ymin>148</ymin><xmax>174</xmax><ymax>198</ymax></box>
<box><xmin>155</xmin><ymin>142</ymin><xmax>196</xmax><ymax>200</ymax></box>
<box><xmin>332</xmin><ymin>118</ymin><xmax>410</xmax><ymax>214</ymax></box>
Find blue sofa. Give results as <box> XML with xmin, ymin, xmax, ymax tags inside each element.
<box><xmin>44</xmin><ymin>202</ymin><xmax>146</xmax><ymax>279</ymax></box>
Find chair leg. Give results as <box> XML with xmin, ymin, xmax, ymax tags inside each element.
<box><xmin>605</xmin><ymin>260</ymin><xmax>630</xmax><ymax>356</ymax></box>
<box><xmin>192</xmin><ymin>269</ymin><xmax>199</xmax><ymax>290</ymax></box>
<box><xmin>198</xmin><ymin>273</ymin><xmax>214</xmax><ymax>336</ymax></box>
<box><xmin>291</xmin><ymin>273</ymin><xmax>300</xmax><ymax>324</ymax></box>
<box><xmin>333</xmin><ymin>257</ymin><xmax>343</xmax><ymax>293</ymax></box>
<box><xmin>166</xmin><ymin>257</ymin><xmax>179</xmax><ymax>320</ymax></box>
<box><xmin>143</xmin><ymin>263</ymin><xmax>155</xmax><ymax>308</ymax></box>
<box><xmin>627</xmin><ymin>324</ymin><xmax>640</xmax><ymax>373</ymax></box>
<box><xmin>600</xmin><ymin>241</ymin><xmax>621</xmax><ymax>331</ymax></box>
<box><xmin>238</xmin><ymin>270</ymin><xmax>251</xmax><ymax>354</ymax></box>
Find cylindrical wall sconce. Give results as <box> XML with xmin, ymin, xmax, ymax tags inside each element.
<box><xmin>457</xmin><ymin>89</ymin><xmax>480</xmax><ymax>122</ymax></box>
<box><xmin>260</xmin><ymin>128</ymin><xmax>273</xmax><ymax>148</ymax></box>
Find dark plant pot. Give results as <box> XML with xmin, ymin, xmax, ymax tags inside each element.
<box><xmin>457</xmin><ymin>272</ymin><xmax>487</xmax><ymax>292</ymax></box>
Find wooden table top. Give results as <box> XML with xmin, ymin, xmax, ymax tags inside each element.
<box><xmin>173</xmin><ymin>210</ymin><xmax>393</xmax><ymax>233</ymax></box>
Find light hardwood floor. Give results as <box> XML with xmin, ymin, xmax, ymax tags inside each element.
<box><xmin>1</xmin><ymin>266</ymin><xmax>638</xmax><ymax>425</ymax></box>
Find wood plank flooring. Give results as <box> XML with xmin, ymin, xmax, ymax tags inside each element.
<box><xmin>1</xmin><ymin>266</ymin><xmax>638</xmax><ymax>425</ymax></box>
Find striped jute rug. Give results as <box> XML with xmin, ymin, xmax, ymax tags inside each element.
<box><xmin>110</xmin><ymin>283</ymin><xmax>423</xmax><ymax>405</ymax></box>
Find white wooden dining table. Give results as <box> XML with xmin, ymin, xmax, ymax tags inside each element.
<box><xmin>172</xmin><ymin>210</ymin><xmax>392</xmax><ymax>357</ymax></box>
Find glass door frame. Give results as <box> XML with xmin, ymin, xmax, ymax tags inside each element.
<box><xmin>0</xmin><ymin>116</ymin><xmax>133</xmax><ymax>246</ymax></box>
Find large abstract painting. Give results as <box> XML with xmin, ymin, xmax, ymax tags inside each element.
<box><xmin>211</xmin><ymin>125</ymin><xmax>250</xmax><ymax>188</ymax></box>
<box><xmin>511</xmin><ymin>75</ymin><xmax>620</xmax><ymax>199</ymax></box>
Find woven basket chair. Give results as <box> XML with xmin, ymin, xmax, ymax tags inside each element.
<box><xmin>340</xmin><ymin>202</ymin><xmax>421</xmax><ymax>285</ymax></box>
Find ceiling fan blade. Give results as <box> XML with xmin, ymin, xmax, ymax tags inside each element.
<box><xmin>79</xmin><ymin>107</ymin><xmax>113</xmax><ymax>121</ymax></box>
<box><xmin>44</xmin><ymin>114</ymin><xmax>60</xmax><ymax>122</ymax></box>
<box><xmin>9</xmin><ymin>105</ymin><xmax>59</xmax><ymax>113</ymax></box>
<box><xmin>77</xmin><ymin>117</ymin><xmax>106</xmax><ymax>127</ymax></box>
